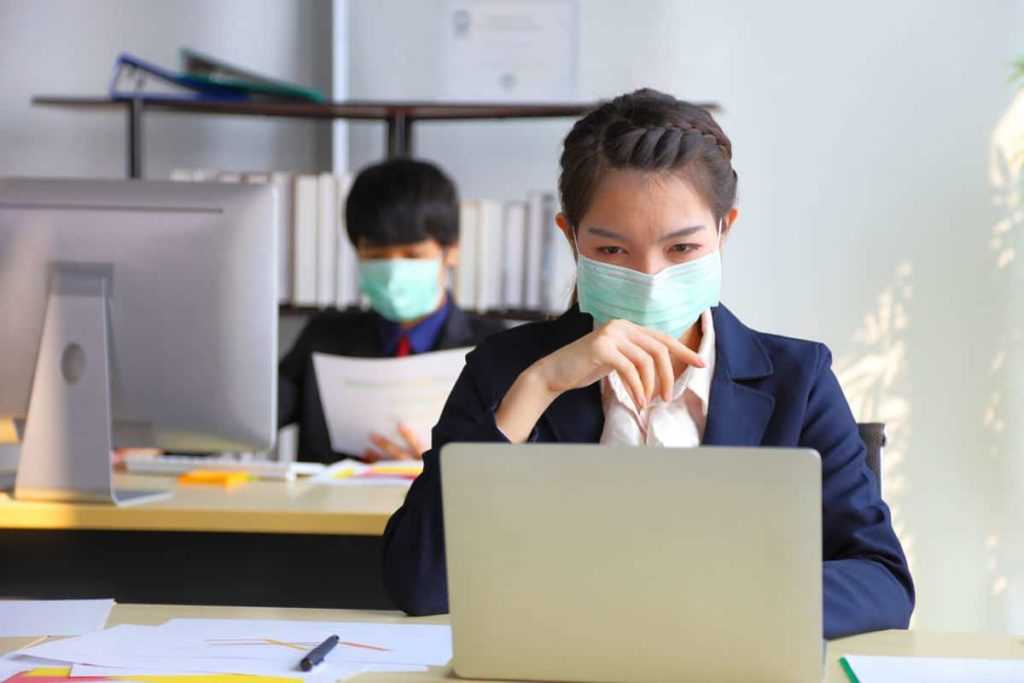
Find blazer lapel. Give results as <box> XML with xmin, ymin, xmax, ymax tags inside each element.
<box><xmin>702</xmin><ymin>305</ymin><xmax>776</xmax><ymax>446</ymax></box>
<box><xmin>437</xmin><ymin>301</ymin><xmax>475</xmax><ymax>349</ymax></box>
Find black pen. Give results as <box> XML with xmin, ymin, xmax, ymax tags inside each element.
<box><xmin>300</xmin><ymin>634</ymin><xmax>340</xmax><ymax>671</ymax></box>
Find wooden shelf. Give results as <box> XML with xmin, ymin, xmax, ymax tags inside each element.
<box><xmin>31</xmin><ymin>95</ymin><xmax>721</xmax><ymax>176</ymax></box>
<box><xmin>279</xmin><ymin>304</ymin><xmax>550</xmax><ymax>323</ymax></box>
<box><xmin>31</xmin><ymin>96</ymin><xmax>614</xmax><ymax>121</ymax></box>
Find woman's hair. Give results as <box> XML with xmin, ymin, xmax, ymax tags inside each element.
<box><xmin>558</xmin><ymin>88</ymin><xmax>738</xmax><ymax>227</ymax></box>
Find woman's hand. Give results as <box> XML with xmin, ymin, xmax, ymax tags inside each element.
<box><xmin>495</xmin><ymin>319</ymin><xmax>705</xmax><ymax>442</ymax></box>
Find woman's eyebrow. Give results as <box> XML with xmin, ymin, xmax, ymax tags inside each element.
<box><xmin>586</xmin><ymin>226</ymin><xmax>628</xmax><ymax>241</ymax></box>
<box><xmin>659</xmin><ymin>225</ymin><xmax>705</xmax><ymax>241</ymax></box>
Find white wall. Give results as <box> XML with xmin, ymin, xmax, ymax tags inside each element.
<box><xmin>0</xmin><ymin>0</ymin><xmax>333</xmax><ymax>179</ymax></box>
<box><xmin>347</xmin><ymin>0</ymin><xmax>1024</xmax><ymax>633</ymax></box>
<box><xmin>0</xmin><ymin>0</ymin><xmax>333</xmax><ymax>356</ymax></box>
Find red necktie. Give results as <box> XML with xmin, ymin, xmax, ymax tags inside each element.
<box><xmin>395</xmin><ymin>334</ymin><xmax>411</xmax><ymax>357</ymax></box>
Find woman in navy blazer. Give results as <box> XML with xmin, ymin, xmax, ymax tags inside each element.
<box><xmin>382</xmin><ymin>89</ymin><xmax>914</xmax><ymax>640</ymax></box>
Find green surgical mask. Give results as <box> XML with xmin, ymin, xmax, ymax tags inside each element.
<box><xmin>575</xmin><ymin>222</ymin><xmax>723</xmax><ymax>339</ymax></box>
<box><xmin>358</xmin><ymin>258</ymin><xmax>443</xmax><ymax>322</ymax></box>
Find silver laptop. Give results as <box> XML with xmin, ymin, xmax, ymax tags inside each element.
<box><xmin>441</xmin><ymin>444</ymin><xmax>822</xmax><ymax>683</ymax></box>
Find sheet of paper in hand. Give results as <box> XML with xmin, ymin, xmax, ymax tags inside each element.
<box><xmin>312</xmin><ymin>347</ymin><xmax>471</xmax><ymax>456</ymax></box>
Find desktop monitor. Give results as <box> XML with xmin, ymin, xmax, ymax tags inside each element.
<box><xmin>0</xmin><ymin>178</ymin><xmax>277</xmax><ymax>505</ymax></box>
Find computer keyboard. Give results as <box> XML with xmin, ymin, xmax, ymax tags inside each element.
<box><xmin>123</xmin><ymin>454</ymin><xmax>324</xmax><ymax>481</ymax></box>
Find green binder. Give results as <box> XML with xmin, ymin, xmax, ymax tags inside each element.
<box><xmin>180</xmin><ymin>47</ymin><xmax>326</xmax><ymax>103</ymax></box>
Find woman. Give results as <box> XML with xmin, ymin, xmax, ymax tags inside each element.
<box><xmin>381</xmin><ymin>88</ymin><xmax>914</xmax><ymax>640</ymax></box>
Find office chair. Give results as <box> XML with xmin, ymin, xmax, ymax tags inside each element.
<box><xmin>856</xmin><ymin>422</ymin><xmax>886</xmax><ymax>497</ymax></box>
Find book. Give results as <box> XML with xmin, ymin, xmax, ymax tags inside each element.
<box><xmin>335</xmin><ymin>174</ymin><xmax>360</xmax><ymax>309</ymax></box>
<box><xmin>455</xmin><ymin>201</ymin><xmax>481</xmax><ymax>310</ymax></box>
<box><xmin>269</xmin><ymin>172</ymin><xmax>295</xmax><ymax>305</ymax></box>
<box><xmin>292</xmin><ymin>175</ymin><xmax>319</xmax><ymax>306</ymax></box>
<box><xmin>501</xmin><ymin>201</ymin><xmax>528</xmax><ymax>310</ymax></box>
<box><xmin>524</xmin><ymin>191</ymin><xmax>547</xmax><ymax>310</ymax></box>
<box><xmin>475</xmin><ymin>200</ymin><xmax>504</xmax><ymax>312</ymax></box>
<box><xmin>316</xmin><ymin>173</ymin><xmax>338</xmax><ymax>308</ymax></box>
<box><xmin>540</xmin><ymin>193</ymin><xmax>573</xmax><ymax>313</ymax></box>
<box><xmin>180</xmin><ymin>47</ymin><xmax>326</xmax><ymax>103</ymax></box>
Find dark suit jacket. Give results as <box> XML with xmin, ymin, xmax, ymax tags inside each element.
<box><xmin>278</xmin><ymin>305</ymin><xmax>506</xmax><ymax>463</ymax></box>
<box><xmin>381</xmin><ymin>304</ymin><xmax>915</xmax><ymax>640</ymax></box>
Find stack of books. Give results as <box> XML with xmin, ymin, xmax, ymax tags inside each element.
<box><xmin>170</xmin><ymin>170</ymin><xmax>573</xmax><ymax>316</ymax></box>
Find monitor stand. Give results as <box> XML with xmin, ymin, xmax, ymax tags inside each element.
<box><xmin>14</xmin><ymin>265</ymin><xmax>170</xmax><ymax>506</ymax></box>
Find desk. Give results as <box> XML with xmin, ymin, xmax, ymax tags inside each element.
<box><xmin>0</xmin><ymin>474</ymin><xmax>408</xmax><ymax>609</ymax></box>
<box><xmin>2</xmin><ymin>603</ymin><xmax>1023</xmax><ymax>682</ymax></box>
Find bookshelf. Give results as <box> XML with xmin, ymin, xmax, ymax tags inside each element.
<box><xmin>31</xmin><ymin>95</ymin><xmax>720</xmax><ymax>321</ymax></box>
<box><xmin>29</xmin><ymin>96</ymin><xmax>659</xmax><ymax>177</ymax></box>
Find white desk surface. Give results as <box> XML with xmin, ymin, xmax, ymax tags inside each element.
<box><xmin>2</xmin><ymin>603</ymin><xmax>1023</xmax><ymax>682</ymax></box>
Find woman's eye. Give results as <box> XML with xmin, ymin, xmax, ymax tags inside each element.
<box><xmin>597</xmin><ymin>246</ymin><xmax>625</xmax><ymax>255</ymax></box>
<box><xmin>669</xmin><ymin>244</ymin><xmax>698</xmax><ymax>254</ymax></box>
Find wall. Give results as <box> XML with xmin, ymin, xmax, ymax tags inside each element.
<box><xmin>0</xmin><ymin>0</ymin><xmax>333</xmax><ymax>355</ymax></box>
<box><xmin>346</xmin><ymin>0</ymin><xmax>1024</xmax><ymax>632</ymax></box>
<box><xmin>0</xmin><ymin>0</ymin><xmax>333</xmax><ymax>179</ymax></box>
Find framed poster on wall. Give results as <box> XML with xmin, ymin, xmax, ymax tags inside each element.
<box><xmin>440</xmin><ymin>0</ymin><xmax>579</xmax><ymax>101</ymax></box>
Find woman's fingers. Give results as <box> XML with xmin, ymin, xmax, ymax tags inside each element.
<box><xmin>632</xmin><ymin>325</ymin><xmax>704</xmax><ymax>369</ymax></box>
<box><xmin>618</xmin><ymin>341</ymin><xmax>657</xmax><ymax>402</ymax></box>
<box><xmin>605</xmin><ymin>350</ymin><xmax>648</xmax><ymax>410</ymax></box>
<box><xmin>630</xmin><ymin>333</ymin><xmax>676</xmax><ymax>402</ymax></box>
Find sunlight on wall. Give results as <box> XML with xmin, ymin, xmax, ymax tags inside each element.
<box><xmin>984</xmin><ymin>89</ymin><xmax>1024</xmax><ymax>631</ymax></box>
<box><xmin>834</xmin><ymin>262</ymin><xmax>915</xmax><ymax>579</ymax></box>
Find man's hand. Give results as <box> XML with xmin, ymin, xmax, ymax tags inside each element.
<box><xmin>362</xmin><ymin>423</ymin><xmax>426</xmax><ymax>462</ymax></box>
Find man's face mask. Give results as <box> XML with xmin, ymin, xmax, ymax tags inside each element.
<box><xmin>358</xmin><ymin>257</ymin><xmax>443</xmax><ymax>322</ymax></box>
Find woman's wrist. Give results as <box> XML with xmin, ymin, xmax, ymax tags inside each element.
<box><xmin>494</xmin><ymin>361</ymin><xmax>562</xmax><ymax>443</ymax></box>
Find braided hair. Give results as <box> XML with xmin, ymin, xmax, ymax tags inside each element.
<box><xmin>559</xmin><ymin>88</ymin><xmax>738</xmax><ymax>228</ymax></box>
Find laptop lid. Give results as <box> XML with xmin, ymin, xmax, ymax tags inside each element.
<box><xmin>441</xmin><ymin>444</ymin><xmax>822</xmax><ymax>683</ymax></box>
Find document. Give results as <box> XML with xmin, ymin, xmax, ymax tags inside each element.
<box><xmin>841</xmin><ymin>655</ymin><xmax>1024</xmax><ymax>682</ymax></box>
<box><xmin>0</xmin><ymin>599</ymin><xmax>114</xmax><ymax>637</ymax></box>
<box><xmin>312</xmin><ymin>348</ymin><xmax>470</xmax><ymax>456</ymax></box>
<box><xmin>21</xmin><ymin>620</ymin><xmax>452</xmax><ymax>678</ymax></box>
<box><xmin>311</xmin><ymin>460</ymin><xmax>424</xmax><ymax>487</ymax></box>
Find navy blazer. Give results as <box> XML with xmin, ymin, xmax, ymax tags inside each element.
<box><xmin>279</xmin><ymin>303</ymin><xmax>505</xmax><ymax>463</ymax></box>
<box><xmin>381</xmin><ymin>304</ymin><xmax>915</xmax><ymax>640</ymax></box>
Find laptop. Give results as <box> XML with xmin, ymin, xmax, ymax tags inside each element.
<box><xmin>440</xmin><ymin>444</ymin><xmax>822</xmax><ymax>683</ymax></box>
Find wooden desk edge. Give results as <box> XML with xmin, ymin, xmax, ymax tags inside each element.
<box><xmin>0</xmin><ymin>507</ymin><xmax>390</xmax><ymax>536</ymax></box>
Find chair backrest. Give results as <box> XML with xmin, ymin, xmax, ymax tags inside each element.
<box><xmin>856</xmin><ymin>422</ymin><xmax>886</xmax><ymax>497</ymax></box>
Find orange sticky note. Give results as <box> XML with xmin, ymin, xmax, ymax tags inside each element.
<box><xmin>178</xmin><ymin>469</ymin><xmax>250</xmax><ymax>489</ymax></box>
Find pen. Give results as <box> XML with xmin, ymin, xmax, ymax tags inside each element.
<box><xmin>300</xmin><ymin>634</ymin><xmax>339</xmax><ymax>671</ymax></box>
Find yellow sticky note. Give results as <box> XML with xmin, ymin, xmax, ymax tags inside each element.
<box><xmin>178</xmin><ymin>470</ymin><xmax>251</xmax><ymax>489</ymax></box>
<box><xmin>0</xmin><ymin>417</ymin><xmax>17</xmax><ymax>444</ymax></box>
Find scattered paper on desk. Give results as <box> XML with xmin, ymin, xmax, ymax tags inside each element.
<box><xmin>841</xmin><ymin>655</ymin><xmax>1024</xmax><ymax>682</ymax></box>
<box><xmin>0</xmin><ymin>599</ymin><xmax>114</xmax><ymax>637</ymax></box>
<box><xmin>21</xmin><ymin>620</ymin><xmax>451</xmax><ymax>679</ymax></box>
<box><xmin>311</xmin><ymin>460</ymin><xmax>424</xmax><ymax>487</ymax></box>
<box><xmin>313</xmin><ymin>348</ymin><xmax>470</xmax><ymax>456</ymax></box>
<box><xmin>2</xmin><ymin>665</ymin><xmax>302</xmax><ymax>682</ymax></box>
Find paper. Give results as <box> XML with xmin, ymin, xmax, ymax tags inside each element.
<box><xmin>21</xmin><ymin>620</ymin><xmax>451</xmax><ymax>678</ymax></box>
<box><xmin>0</xmin><ymin>599</ymin><xmax>114</xmax><ymax>637</ymax></box>
<box><xmin>3</xmin><ymin>665</ymin><xmax>300</xmax><ymax>682</ymax></box>
<box><xmin>440</xmin><ymin>0</ymin><xmax>579</xmax><ymax>101</ymax></box>
<box><xmin>312</xmin><ymin>348</ymin><xmax>470</xmax><ymax>456</ymax></box>
<box><xmin>311</xmin><ymin>460</ymin><xmax>424</xmax><ymax>487</ymax></box>
<box><xmin>842</xmin><ymin>655</ymin><xmax>1024</xmax><ymax>682</ymax></box>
